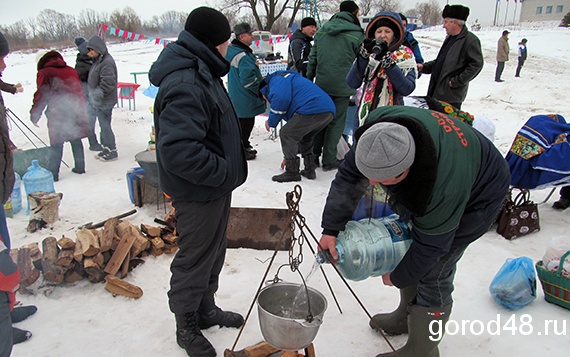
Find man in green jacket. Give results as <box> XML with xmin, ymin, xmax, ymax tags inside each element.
<box><xmin>226</xmin><ymin>22</ymin><xmax>266</xmax><ymax>160</ymax></box>
<box><xmin>319</xmin><ymin>106</ymin><xmax>510</xmax><ymax>356</ymax></box>
<box><xmin>306</xmin><ymin>0</ymin><xmax>364</xmax><ymax>171</ymax></box>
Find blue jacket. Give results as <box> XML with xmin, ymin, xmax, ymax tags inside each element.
<box><xmin>259</xmin><ymin>70</ymin><xmax>336</xmax><ymax>128</ymax></box>
<box><xmin>403</xmin><ymin>31</ymin><xmax>424</xmax><ymax>64</ymax></box>
<box><xmin>149</xmin><ymin>31</ymin><xmax>247</xmax><ymax>202</ymax></box>
<box><xmin>225</xmin><ymin>40</ymin><xmax>266</xmax><ymax>118</ymax></box>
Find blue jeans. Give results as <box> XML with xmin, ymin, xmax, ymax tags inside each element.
<box><xmin>94</xmin><ymin>107</ymin><xmax>116</xmax><ymax>150</ymax></box>
<box><xmin>415</xmin><ymin>244</ymin><xmax>469</xmax><ymax>308</ymax></box>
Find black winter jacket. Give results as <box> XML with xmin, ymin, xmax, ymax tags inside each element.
<box><xmin>422</xmin><ymin>26</ymin><xmax>483</xmax><ymax>106</ymax></box>
<box><xmin>287</xmin><ymin>29</ymin><xmax>313</xmax><ymax>77</ymax></box>
<box><xmin>149</xmin><ymin>31</ymin><xmax>247</xmax><ymax>202</ymax></box>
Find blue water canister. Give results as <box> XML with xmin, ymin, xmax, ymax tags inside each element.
<box><xmin>11</xmin><ymin>173</ymin><xmax>22</xmax><ymax>214</ymax></box>
<box><xmin>316</xmin><ymin>214</ymin><xmax>412</xmax><ymax>281</ymax></box>
<box><xmin>22</xmin><ymin>160</ymin><xmax>55</xmax><ymax>213</ymax></box>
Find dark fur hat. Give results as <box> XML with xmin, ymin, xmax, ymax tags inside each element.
<box><xmin>0</xmin><ymin>31</ymin><xmax>9</xmax><ymax>57</ymax></box>
<box><xmin>442</xmin><ymin>5</ymin><xmax>470</xmax><ymax>21</ymax></box>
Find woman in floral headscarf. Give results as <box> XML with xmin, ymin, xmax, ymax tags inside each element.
<box><xmin>346</xmin><ymin>11</ymin><xmax>417</xmax><ymax>127</ymax></box>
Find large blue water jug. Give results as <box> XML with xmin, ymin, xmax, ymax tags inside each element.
<box><xmin>11</xmin><ymin>173</ymin><xmax>22</xmax><ymax>214</ymax></box>
<box><xmin>23</xmin><ymin>160</ymin><xmax>55</xmax><ymax>213</ymax></box>
<box><xmin>316</xmin><ymin>214</ymin><xmax>412</xmax><ymax>281</ymax></box>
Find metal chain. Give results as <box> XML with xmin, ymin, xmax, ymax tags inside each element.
<box><xmin>286</xmin><ymin>185</ymin><xmax>309</xmax><ymax>272</ymax></box>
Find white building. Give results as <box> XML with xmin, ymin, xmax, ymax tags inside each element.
<box><xmin>520</xmin><ymin>0</ymin><xmax>569</xmax><ymax>23</ymax></box>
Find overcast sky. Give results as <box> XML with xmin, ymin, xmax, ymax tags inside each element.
<box><xmin>0</xmin><ymin>0</ymin><xmax>519</xmax><ymax>28</ymax></box>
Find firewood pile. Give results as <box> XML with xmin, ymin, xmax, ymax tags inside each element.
<box><xmin>10</xmin><ymin>209</ymin><xmax>177</xmax><ymax>299</ymax></box>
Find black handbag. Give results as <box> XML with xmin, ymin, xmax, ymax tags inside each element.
<box><xmin>496</xmin><ymin>187</ymin><xmax>540</xmax><ymax>240</ymax></box>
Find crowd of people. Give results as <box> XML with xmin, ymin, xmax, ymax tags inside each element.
<box><xmin>0</xmin><ymin>2</ymin><xmax>555</xmax><ymax>357</ymax></box>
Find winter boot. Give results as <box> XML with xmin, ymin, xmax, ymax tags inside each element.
<box><xmin>553</xmin><ymin>198</ymin><xmax>570</xmax><ymax>210</ymax></box>
<box><xmin>11</xmin><ymin>305</ymin><xmax>38</xmax><ymax>323</ymax></box>
<box><xmin>300</xmin><ymin>154</ymin><xmax>317</xmax><ymax>180</ymax></box>
<box><xmin>375</xmin><ymin>304</ymin><xmax>452</xmax><ymax>357</ymax></box>
<box><xmin>370</xmin><ymin>285</ymin><xmax>417</xmax><ymax>335</ymax></box>
<box><xmin>272</xmin><ymin>158</ymin><xmax>301</xmax><ymax>182</ymax></box>
<box><xmin>175</xmin><ymin>312</ymin><xmax>216</xmax><ymax>357</ymax></box>
<box><xmin>12</xmin><ymin>327</ymin><xmax>32</xmax><ymax>344</ymax></box>
<box><xmin>197</xmin><ymin>306</ymin><xmax>244</xmax><ymax>329</ymax></box>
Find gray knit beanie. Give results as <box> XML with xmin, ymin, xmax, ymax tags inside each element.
<box><xmin>355</xmin><ymin>122</ymin><xmax>416</xmax><ymax>181</ymax></box>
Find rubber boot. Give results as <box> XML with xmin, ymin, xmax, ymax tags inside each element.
<box><xmin>370</xmin><ymin>285</ymin><xmax>417</xmax><ymax>335</ymax></box>
<box><xmin>11</xmin><ymin>305</ymin><xmax>38</xmax><ymax>323</ymax></box>
<box><xmin>375</xmin><ymin>304</ymin><xmax>452</xmax><ymax>357</ymax></box>
<box><xmin>175</xmin><ymin>312</ymin><xmax>216</xmax><ymax>357</ymax></box>
<box><xmin>300</xmin><ymin>154</ymin><xmax>317</xmax><ymax>180</ymax></box>
<box><xmin>272</xmin><ymin>158</ymin><xmax>301</xmax><ymax>182</ymax></box>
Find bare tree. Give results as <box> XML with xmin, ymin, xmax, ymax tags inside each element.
<box><xmin>36</xmin><ymin>9</ymin><xmax>77</xmax><ymax>42</ymax></box>
<box><xmin>77</xmin><ymin>9</ymin><xmax>107</xmax><ymax>38</ymax></box>
<box><xmin>219</xmin><ymin>0</ymin><xmax>304</xmax><ymax>31</ymax></box>
<box><xmin>25</xmin><ymin>17</ymin><xmax>38</xmax><ymax>39</ymax></box>
<box><xmin>156</xmin><ymin>11</ymin><xmax>186</xmax><ymax>36</ymax></box>
<box><xmin>415</xmin><ymin>0</ymin><xmax>441</xmax><ymax>27</ymax></box>
<box><xmin>0</xmin><ymin>22</ymin><xmax>29</xmax><ymax>48</ymax></box>
<box><xmin>109</xmin><ymin>6</ymin><xmax>142</xmax><ymax>33</ymax></box>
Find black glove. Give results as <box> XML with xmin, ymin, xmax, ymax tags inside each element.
<box><xmin>372</xmin><ymin>39</ymin><xmax>389</xmax><ymax>58</ymax></box>
<box><xmin>378</xmin><ymin>52</ymin><xmax>396</xmax><ymax>69</ymax></box>
<box><xmin>359</xmin><ymin>38</ymin><xmax>376</xmax><ymax>59</ymax></box>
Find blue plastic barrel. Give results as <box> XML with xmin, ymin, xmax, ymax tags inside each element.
<box><xmin>23</xmin><ymin>160</ymin><xmax>55</xmax><ymax>214</ymax></box>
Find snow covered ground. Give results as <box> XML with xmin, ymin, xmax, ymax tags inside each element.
<box><xmin>2</xmin><ymin>25</ymin><xmax>570</xmax><ymax>356</ymax></box>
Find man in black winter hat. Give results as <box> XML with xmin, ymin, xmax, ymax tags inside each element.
<box><xmin>149</xmin><ymin>7</ymin><xmax>247</xmax><ymax>357</ymax></box>
<box><xmin>287</xmin><ymin>17</ymin><xmax>317</xmax><ymax>77</ymax></box>
<box><xmin>419</xmin><ymin>4</ymin><xmax>483</xmax><ymax>109</ymax></box>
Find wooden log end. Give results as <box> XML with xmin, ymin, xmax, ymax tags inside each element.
<box><xmin>104</xmin><ymin>275</ymin><xmax>143</xmax><ymax>299</ymax></box>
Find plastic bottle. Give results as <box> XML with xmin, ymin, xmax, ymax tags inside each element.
<box><xmin>22</xmin><ymin>160</ymin><xmax>55</xmax><ymax>214</ymax></box>
<box><xmin>316</xmin><ymin>214</ymin><xmax>412</xmax><ymax>281</ymax></box>
<box><xmin>11</xmin><ymin>173</ymin><xmax>22</xmax><ymax>214</ymax></box>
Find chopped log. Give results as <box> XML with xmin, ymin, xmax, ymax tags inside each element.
<box><xmin>27</xmin><ymin>192</ymin><xmax>63</xmax><ymax>232</ymax></box>
<box><xmin>56</xmin><ymin>249</ymin><xmax>74</xmax><ymax>268</ymax></box>
<box><xmin>92</xmin><ymin>252</ymin><xmax>105</xmax><ymax>268</ymax></box>
<box><xmin>128</xmin><ymin>258</ymin><xmax>145</xmax><ymax>272</ymax></box>
<box><xmin>161</xmin><ymin>233</ymin><xmax>178</xmax><ymax>245</ymax></box>
<box><xmin>104</xmin><ymin>274</ymin><xmax>143</xmax><ymax>299</ymax></box>
<box><xmin>223</xmin><ymin>342</ymin><xmax>280</xmax><ymax>357</ymax></box>
<box><xmin>16</xmin><ymin>247</ymin><xmax>40</xmax><ymax>289</ymax></box>
<box><xmin>149</xmin><ymin>237</ymin><xmax>164</xmax><ymax>257</ymax></box>
<box><xmin>119</xmin><ymin>251</ymin><xmax>130</xmax><ymax>279</ymax></box>
<box><xmin>64</xmin><ymin>264</ymin><xmax>84</xmax><ymax>283</ymax></box>
<box><xmin>103</xmin><ymin>233</ymin><xmax>136</xmax><ymax>276</ymax></box>
<box><xmin>82</xmin><ymin>209</ymin><xmax>137</xmax><ymax>230</ymax></box>
<box><xmin>163</xmin><ymin>243</ymin><xmax>178</xmax><ymax>255</ymax></box>
<box><xmin>84</xmin><ymin>257</ymin><xmax>106</xmax><ymax>283</ymax></box>
<box><xmin>140</xmin><ymin>224</ymin><xmax>162</xmax><ymax>238</ymax></box>
<box><xmin>101</xmin><ymin>218</ymin><xmax>119</xmax><ymax>252</ymax></box>
<box><xmin>102</xmin><ymin>251</ymin><xmax>112</xmax><ymax>265</ymax></box>
<box><xmin>23</xmin><ymin>242</ymin><xmax>43</xmax><ymax>271</ymax></box>
<box><xmin>75</xmin><ymin>228</ymin><xmax>100</xmax><ymax>257</ymax></box>
<box><xmin>57</xmin><ymin>237</ymin><xmax>75</xmax><ymax>250</ymax></box>
<box><xmin>73</xmin><ymin>238</ymin><xmax>83</xmax><ymax>262</ymax></box>
<box><xmin>117</xmin><ymin>221</ymin><xmax>150</xmax><ymax>257</ymax></box>
<box><xmin>41</xmin><ymin>236</ymin><xmax>65</xmax><ymax>284</ymax></box>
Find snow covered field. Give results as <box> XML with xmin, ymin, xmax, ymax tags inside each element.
<box><xmin>2</xmin><ymin>25</ymin><xmax>570</xmax><ymax>356</ymax></box>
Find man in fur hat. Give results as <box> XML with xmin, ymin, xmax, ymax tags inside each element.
<box><xmin>419</xmin><ymin>4</ymin><xmax>483</xmax><ymax>109</ymax></box>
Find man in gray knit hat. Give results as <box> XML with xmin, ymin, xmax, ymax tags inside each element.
<box><xmin>318</xmin><ymin>105</ymin><xmax>510</xmax><ymax>356</ymax></box>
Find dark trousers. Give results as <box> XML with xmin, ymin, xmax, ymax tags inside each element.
<box><xmin>495</xmin><ymin>62</ymin><xmax>505</xmax><ymax>81</ymax></box>
<box><xmin>239</xmin><ymin>117</ymin><xmax>255</xmax><ymax>149</ymax></box>
<box><xmin>313</xmin><ymin>96</ymin><xmax>350</xmax><ymax>166</ymax></box>
<box><xmin>94</xmin><ymin>107</ymin><xmax>116</xmax><ymax>150</ymax></box>
<box><xmin>280</xmin><ymin>112</ymin><xmax>334</xmax><ymax>159</ymax></box>
<box><xmin>168</xmin><ymin>193</ymin><xmax>232</xmax><ymax>315</ymax></box>
<box><xmin>48</xmin><ymin>139</ymin><xmax>85</xmax><ymax>178</ymax></box>
<box><xmin>515</xmin><ymin>58</ymin><xmax>525</xmax><ymax>77</ymax></box>
<box><xmin>417</xmin><ymin>179</ymin><xmax>507</xmax><ymax>307</ymax></box>
<box><xmin>0</xmin><ymin>309</ymin><xmax>12</xmax><ymax>357</ymax></box>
